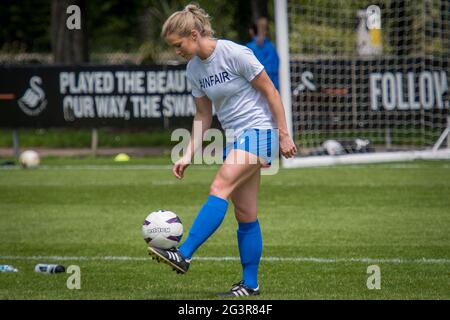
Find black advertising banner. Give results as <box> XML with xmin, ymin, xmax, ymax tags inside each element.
<box><xmin>1</xmin><ymin>59</ymin><xmax>448</xmax><ymax>129</ymax></box>
<box><xmin>0</xmin><ymin>64</ymin><xmax>195</xmax><ymax>128</ymax></box>
<box><xmin>291</xmin><ymin>56</ymin><xmax>449</xmax><ymax>129</ymax></box>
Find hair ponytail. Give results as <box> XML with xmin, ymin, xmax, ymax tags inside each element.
<box><xmin>161</xmin><ymin>3</ymin><xmax>214</xmax><ymax>38</ymax></box>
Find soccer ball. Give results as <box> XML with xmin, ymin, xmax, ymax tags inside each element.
<box><xmin>19</xmin><ymin>150</ymin><xmax>40</xmax><ymax>168</ymax></box>
<box><xmin>322</xmin><ymin>140</ymin><xmax>344</xmax><ymax>156</ymax></box>
<box><xmin>142</xmin><ymin>210</ymin><xmax>183</xmax><ymax>249</ymax></box>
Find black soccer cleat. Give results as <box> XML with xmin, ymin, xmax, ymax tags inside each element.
<box><xmin>147</xmin><ymin>246</ymin><xmax>190</xmax><ymax>274</ymax></box>
<box><xmin>218</xmin><ymin>280</ymin><xmax>260</xmax><ymax>297</ymax></box>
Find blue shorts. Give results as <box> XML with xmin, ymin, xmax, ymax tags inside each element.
<box><xmin>223</xmin><ymin>128</ymin><xmax>279</xmax><ymax>165</ymax></box>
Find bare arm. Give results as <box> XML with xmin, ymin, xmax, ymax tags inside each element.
<box><xmin>251</xmin><ymin>70</ymin><xmax>297</xmax><ymax>158</ymax></box>
<box><xmin>172</xmin><ymin>96</ymin><xmax>213</xmax><ymax>179</ymax></box>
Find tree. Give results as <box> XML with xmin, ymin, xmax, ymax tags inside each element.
<box><xmin>0</xmin><ymin>0</ymin><xmax>51</xmax><ymax>53</ymax></box>
<box><xmin>51</xmin><ymin>0</ymin><xmax>89</xmax><ymax>63</ymax></box>
<box><xmin>251</xmin><ymin>0</ymin><xmax>269</xmax><ymax>22</ymax></box>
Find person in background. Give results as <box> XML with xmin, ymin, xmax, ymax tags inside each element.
<box><xmin>246</xmin><ymin>16</ymin><xmax>280</xmax><ymax>90</ymax></box>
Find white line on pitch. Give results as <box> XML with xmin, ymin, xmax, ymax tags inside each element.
<box><xmin>0</xmin><ymin>165</ymin><xmax>219</xmax><ymax>171</ymax></box>
<box><xmin>1</xmin><ymin>255</ymin><xmax>449</xmax><ymax>264</ymax></box>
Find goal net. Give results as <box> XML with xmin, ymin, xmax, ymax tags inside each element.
<box><xmin>277</xmin><ymin>0</ymin><xmax>449</xmax><ymax>167</ymax></box>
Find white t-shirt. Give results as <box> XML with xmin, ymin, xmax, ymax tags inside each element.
<box><xmin>186</xmin><ymin>39</ymin><xmax>276</xmax><ymax>139</ymax></box>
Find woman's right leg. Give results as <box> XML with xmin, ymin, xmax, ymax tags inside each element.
<box><xmin>178</xmin><ymin>149</ymin><xmax>261</xmax><ymax>260</ymax></box>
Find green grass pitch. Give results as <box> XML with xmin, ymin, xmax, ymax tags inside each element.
<box><xmin>0</xmin><ymin>157</ymin><xmax>449</xmax><ymax>299</ymax></box>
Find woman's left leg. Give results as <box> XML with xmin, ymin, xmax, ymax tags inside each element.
<box><xmin>231</xmin><ymin>169</ymin><xmax>262</xmax><ymax>290</ymax></box>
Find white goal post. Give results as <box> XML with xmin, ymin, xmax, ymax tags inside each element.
<box><xmin>275</xmin><ymin>0</ymin><xmax>450</xmax><ymax>167</ymax></box>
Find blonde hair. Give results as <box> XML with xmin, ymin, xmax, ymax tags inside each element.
<box><xmin>161</xmin><ymin>3</ymin><xmax>214</xmax><ymax>38</ymax></box>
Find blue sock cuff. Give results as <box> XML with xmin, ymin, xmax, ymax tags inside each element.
<box><xmin>238</xmin><ymin>219</ymin><xmax>259</xmax><ymax>232</ymax></box>
<box><xmin>207</xmin><ymin>195</ymin><xmax>228</xmax><ymax>210</ymax></box>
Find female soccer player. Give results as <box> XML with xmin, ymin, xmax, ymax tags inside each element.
<box><xmin>148</xmin><ymin>3</ymin><xmax>297</xmax><ymax>297</ymax></box>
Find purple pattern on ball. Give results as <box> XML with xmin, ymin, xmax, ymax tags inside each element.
<box><xmin>143</xmin><ymin>220</ymin><xmax>151</xmax><ymax>225</ymax></box>
<box><xmin>144</xmin><ymin>237</ymin><xmax>153</xmax><ymax>243</ymax></box>
<box><xmin>167</xmin><ymin>235</ymin><xmax>182</xmax><ymax>242</ymax></box>
<box><xmin>166</xmin><ymin>217</ymin><xmax>180</xmax><ymax>224</ymax></box>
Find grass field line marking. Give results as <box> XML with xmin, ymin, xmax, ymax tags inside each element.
<box><xmin>0</xmin><ymin>165</ymin><xmax>219</xmax><ymax>171</ymax></box>
<box><xmin>0</xmin><ymin>165</ymin><xmax>173</xmax><ymax>170</ymax></box>
<box><xmin>1</xmin><ymin>255</ymin><xmax>449</xmax><ymax>264</ymax></box>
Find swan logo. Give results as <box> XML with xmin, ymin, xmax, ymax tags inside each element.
<box><xmin>18</xmin><ymin>76</ymin><xmax>47</xmax><ymax>116</ymax></box>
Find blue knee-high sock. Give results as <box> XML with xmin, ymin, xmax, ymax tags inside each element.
<box><xmin>237</xmin><ymin>219</ymin><xmax>262</xmax><ymax>289</ymax></box>
<box><xmin>178</xmin><ymin>195</ymin><xmax>228</xmax><ymax>259</ymax></box>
